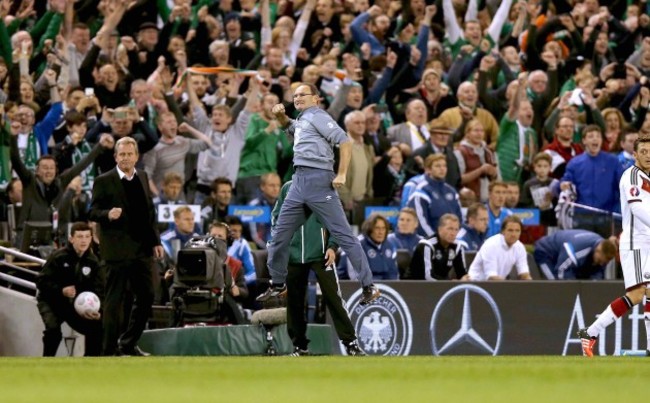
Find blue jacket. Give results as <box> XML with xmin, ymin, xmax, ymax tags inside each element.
<box><xmin>455</xmin><ymin>224</ymin><xmax>487</xmax><ymax>252</ymax></box>
<box><xmin>557</xmin><ymin>151</ymin><xmax>623</xmax><ymax>213</ymax></box>
<box><xmin>401</xmin><ymin>174</ymin><xmax>425</xmax><ymax>208</ymax></box>
<box><xmin>387</xmin><ymin>232</ymin><xmax>422</xmax><ymax>256</ymax></box>
<box><xmin>349</xmin><ymin>12</ymin><xmax>385</xmax><ymax>56</ymax></box>
<box><xmin>618</xmin><ymin>151</ymin><xmax>634</xmax><ymax>171</ymax></box>
<box><xmin>228</xmin><ymin>238</ymin><xmax>256</xmax><ymax>284</ymax></box>
<box><xmin>339</xmin><ymin>235</ymin><xmax>398</xmax><ymax>280</ymax></box>
<box><xmin>533</xmin><ymin>229</ymin><xmax>605</xmax><ymax>280</ymax></box>
<box><xmin>350</xmin><ymin>12</ymin><xmax>428</xmax><ymax>80</ymax></box>
<box><xmin>486</xmin><ymin>205</ymin><xmax>512</xmax><ymax>238</ymax></box>
<box><xmin>35</xmin><ymin>102</ymin><xmax>63</xmax><ymax>156</ymax></box>
<box><xmin>407</xmin><ymin>176</ymin><xmax>462</xmax><ymax>237</ymax></box>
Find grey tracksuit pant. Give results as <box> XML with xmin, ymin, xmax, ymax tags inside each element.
<box><xmin>267</xmin><ymin>166</ymin><xmax>373</xmax><ymax>287</ymax></box>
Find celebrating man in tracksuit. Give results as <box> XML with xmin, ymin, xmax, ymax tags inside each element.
<box><xmin>257</xmin><ymin>83</ymin><xmax>379</xmax><ymax>305</ymax></box>
<box><xmin>273</xmin><ymin>181</ymin><xmax>366</xmax><ymax>356</ymax></box>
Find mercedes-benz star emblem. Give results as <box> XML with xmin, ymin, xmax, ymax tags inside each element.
<box><xmin>430</xmin><ymin>284</ymin><xmax>502</xmax><ymax>356</ymax></box>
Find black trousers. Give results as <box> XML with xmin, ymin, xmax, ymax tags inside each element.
<box><xmin>286</xmin><ymin>260</ymin><xmax>356</xmax><ymax>350</ymax></box>
<box><xmin>37</xmin><ymin>299</ymin><xmax>102</xmax><ymax>356</ymax></box>
<box><xmin>102</xmin><ymin>257</ymin><xmax>154</xmax><ymax>355</ymax></box>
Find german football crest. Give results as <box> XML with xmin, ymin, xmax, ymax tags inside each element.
<box><xmin>343</xmin><ymin>284</ymin><xmax>413</xmax><ymax>356</ymax></box>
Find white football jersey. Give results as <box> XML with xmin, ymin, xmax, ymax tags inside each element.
<box><xmin>619</xmin><ymin>166</ymin><xmax>650</xmax><ymax>250</ymax></box>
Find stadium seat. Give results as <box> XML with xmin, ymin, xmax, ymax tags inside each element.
<box><xmin>396</xmin><ymin>249</ymin><xmax>411</xmax><ymax>279</ymax></box>
<box><xmin>463</xmin><ymin>250</ymin><xmax>477</xmax><ymax>267</ymax></box>
<box><xmin>526</xmin><ymin>252</ymin><xmax>543</xmax><ymax>280</ymax></box>
<box><xmin>251</xmin><ymin>249</ymin><xmax>270</xmax><ymax>283</ymax></box>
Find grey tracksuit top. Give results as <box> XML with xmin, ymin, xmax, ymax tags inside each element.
<box><xmin>286</xmin><ymin>106</ymin><xmax>350</xmax><ymax>172</ymax></box>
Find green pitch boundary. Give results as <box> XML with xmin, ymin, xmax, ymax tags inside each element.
<box><xmin>138</xmin><ymin>323</ymin><xmax>335</xmax><ymax>355</ymax></box>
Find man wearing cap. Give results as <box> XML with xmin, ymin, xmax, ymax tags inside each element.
<box><xmin>410</xmin><ymin>68</ymin><xmax>457</xmax><ymax>121</ymax></box>
<box><xmin>134</xmin><ymin>22</ymin><xmax>162</xmax><ymax>78</ymax></box>
<box><xmin>224</xmin><ymin>12</ymin><xmax>256</xmax><ymax>68</ymax></box>
<box><xmin>406</xmin><ymin>119</ymin><xmax>461</xmax><ymax>189</ymax></box>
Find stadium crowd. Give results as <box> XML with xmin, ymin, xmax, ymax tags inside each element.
<box><xmin>1</xmin><ymin>0</ymin><xmax>648</xmax><ymax>337</ymax></box>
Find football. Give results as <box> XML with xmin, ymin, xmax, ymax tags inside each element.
<box><xmin>74</xmin><ymin>291</ymin><xmax>101</xmax><ymax>316</ymax></box>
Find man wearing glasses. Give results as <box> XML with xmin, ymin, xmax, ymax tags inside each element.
<box><xmin>256</xmin><ymin>83</ymin><xmax>380</xmax><ymax>306</ymax></box>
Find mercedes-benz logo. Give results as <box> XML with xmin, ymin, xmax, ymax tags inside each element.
<box><xmin>430</xmin><ymin>284</ymin><xmax>502</xmax><ymax>355</ymax></box>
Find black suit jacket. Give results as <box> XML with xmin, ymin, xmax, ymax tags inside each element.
<box><xmin>406</xmin><ymin>141</ymin><xmax>461</xmax><ymax>190</ymax></box>
<box><xmin>89</xmin><ymin>168</ymin><xmax>160</xmax><ymax>262</ymax></box>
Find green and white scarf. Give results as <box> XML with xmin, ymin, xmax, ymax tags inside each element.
<box><xmin>71</xmin><ymin>141</ymin><xmax>95</xmax><ymax>192</ymax></box>
<box><xmin>23</xmin><ymin>133</ymin><xmax>39</xmax><ymax>172</ymax></box>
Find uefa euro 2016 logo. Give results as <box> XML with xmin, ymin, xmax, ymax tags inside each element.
<box><xmin>344</xmin><ymin>284</ymin><xmax>413</xmax><ymax>356</ymax></box>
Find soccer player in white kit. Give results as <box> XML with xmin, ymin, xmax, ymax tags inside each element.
<box><xmin>578</xmin><ymin>135</ymin><xmax>650</xmax><ymax>357</ymax></box>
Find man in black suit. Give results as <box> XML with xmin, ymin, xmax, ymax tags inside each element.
<box><xmin>405</xmin><ymin>122</ymin><xmax>461</xmax><ymax>189</ymax></box>
<box><xmin>89</xmin><ymin>137</ymin><xmax>163</xmax><ymax>356</ymax></box>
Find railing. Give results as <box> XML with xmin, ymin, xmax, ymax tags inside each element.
<box><xmin>0</xmin><ymin>246</ymin><xmax>44</xmax><ymax>292</ymax></box>
<box><xmin>0</xmin><ymin>272</ymin><xmax>36</xmax><ymax>290</ymax></box>
<box><xmin>0</xmin><ymin>246</ymin><xmax>46</xmax><ymax>265</ymax></box>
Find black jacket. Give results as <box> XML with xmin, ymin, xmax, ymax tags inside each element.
<box><xmin>89</xmin><ymin>168</ymin><xmax>160</xmax><ymax>261</ymax></box>
<box><xmin>406</xmin><ymin>141</ymin><xmax>461</xmax><ymax>190</ymax></box>
<box><xmin>36</xmin><ymin>245</ymin><xmax>104</xmax><ymax>305</ymax></box>
<box><xmin>407</xmin><ymin>234</ymin><xmax>466</xmax><ymax>280</ymax></box>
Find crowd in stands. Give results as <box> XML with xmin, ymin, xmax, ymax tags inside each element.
<box><xmin>1</xmin><ymin>0</ymin><xmax>648</xmax><ymax>317</ymax></box>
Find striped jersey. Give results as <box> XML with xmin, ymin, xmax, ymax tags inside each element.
<box><xmin>619</xmin><ymin>165</ymin><xmax>650</xmax><ymax>250</ymax></box>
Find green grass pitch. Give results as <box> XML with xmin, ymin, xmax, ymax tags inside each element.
<box><xmin>0</xmin><ymin>356</ymin><xmax>644</xmax><ymax>402</ymax></box>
